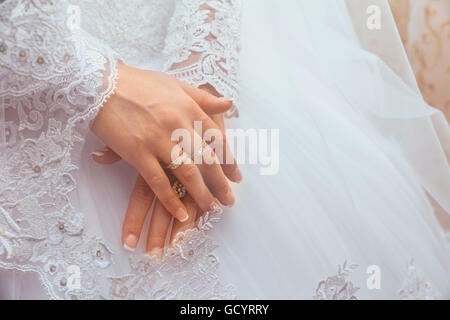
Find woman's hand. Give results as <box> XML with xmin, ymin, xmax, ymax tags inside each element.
<box><xmin>92</xmin><ymin>113</ymin><xmax>231</xmax><ymax>255</ymax></box>
<box><xmin>92</xmin><ymin>146</ymin><xmax>201</xmax><ymax>255</ymax></box>
<box><xmin>92</xmin><ymin>63</ymin><xmax>241</xmax><ymax>224</ymax></box>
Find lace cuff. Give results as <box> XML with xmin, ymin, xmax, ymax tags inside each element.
<box><xmin>163</xmin><ymin>0</ymin><xmax>241</xmax><ymax>118</ymax></box>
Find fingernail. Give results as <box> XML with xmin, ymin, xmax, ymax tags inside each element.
<box><xmin>90</xmin><ymin>151</ymin><xmax>104</xmax><ymax>157</ymax></box>
<box><xmin>147</xmin><ymin>247</ymin><xmax>163</xmax><ymax>259</ymax></box>
<box><xmin>232</xmin><ymin>168</ymin><xmax>242</xmax><ymax>182</ymax></box>
<box><xmin>219</xmin><ymin>97</ymin><xmax>232</xmax><ymax>103</ymax></box>
<box><xmin>222</xmin><ymin>189</ymin><xmax>235</xmax><ymax>207</ymax></box>
<box><xmin>123</xmin><ymin>234</ymin><xmax>138</xmax><ymax>252</ymax></box>
<box><xmin>177</xmin><ymin>208</ymin><xmax>189</xmax><ymax>222</ymax></box>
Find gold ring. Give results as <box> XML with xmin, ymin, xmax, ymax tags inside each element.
<box><xmin>172</xmin><ymin>180</ymin><xmax>186</xmax><ymax>199</ymax></box>
<box><xmin>167</xmin><ymin>152</ymin><xmax>189</xmax><ymax>170</ymax></box>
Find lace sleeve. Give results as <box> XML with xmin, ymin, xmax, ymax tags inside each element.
<box><xmin>0</xmin><ymin>1</ymin><xmax>118</xmax><ymax>126</ymax></box>
<box><xmin>0</xmin><ymin>1</ymin><xmax>118</xmax><ymax>299</ymax></box>
<box><xmin>163</xmin><ymin>0</ymin><xmax>241</xmax><ymax>118</ymax></box>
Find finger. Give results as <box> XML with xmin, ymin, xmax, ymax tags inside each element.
<box><xmin>172</xmin><ymin>158</ymin><xmax>221</xmax><ymax>214</ymax></box>
<box><xmin>159</xmin><ymin>143</ymin><xmax>220</xmax><ymax>214</ymax></box>
<box><xmin>170</xmin><ymin>194</ymin><xmax>197</xmax><ymax>245</ymax></box>
<box><xmin>196</xmin><ymin>111</ymin><xmax>242</xmax><ymax>183</ymax></box>
<box><xmin>90</xmin><ymin>147</ymin><xmax>122</xmax><ymax>164</ymax></box>
<box><xmin>146</xmin><ymin>200</ymin><xmax>172</xmax><ymax>258</ymax></box>
<box><xmin>178</xmin><ymin>80</ymin><xmax>233</xmax><ymax>115</ymax></box>
<box><xmin>122</xmin><ymin>175</ymin><xmax>155</xmax><ymax>252</ymax></box>
<box><xmin>211</xmin><ymin>114</ymin><xmax>225</xmax><ymax>132</ymax></box>
<box><xmin>191</xmin><ymin>130</ymin><xmax>235</xmax><ymax>206</ymax></box>
<box><xmin>137</xmin><ymin>155</ymin><xmax>189</xmax><ymax>223</ymax></box>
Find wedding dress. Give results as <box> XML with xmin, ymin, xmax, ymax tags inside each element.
<box><xmin>1</xmin><ymin>0</ymin><xmax>449</xmax><ymax>300</ymax></box>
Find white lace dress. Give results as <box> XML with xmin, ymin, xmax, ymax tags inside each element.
<box><xmin>0</xmin><ymin>0</ymin><xmax>449</xmax><ymax>300</ymax></box>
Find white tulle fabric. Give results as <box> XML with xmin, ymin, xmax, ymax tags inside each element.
<box><xmin>1</xmin><ymin>0</ymin><xmax>450</xmax><ymax>300</ymax></box>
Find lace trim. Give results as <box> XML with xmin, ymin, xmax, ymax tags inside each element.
<box><xmin>109</xmin><ymin>204</ymin><xmax>235</xmax><ymax>300</ymax></box>
<box><xmin>398</xmin><ymin>259</ymin><xmax>441</xmax><ymax>300</ymax></box>
<box><xmin>163</xmin><ymin>0</ymin><xmax>241</xmax><ymax>118</ymax></box>
<box><xmin>313</xmin><ymin>261</ymin><xmax>360</xmax><ymax>300</ymax></box>
<box><xmin>314</xmin><ymin>260</ymin><xmax>441</xmax><ymax>300</ymax></box>
<box><xmin>0</xmin><ymin>0</ymin><xmax>119</xmax><ymax>300</ymax></box>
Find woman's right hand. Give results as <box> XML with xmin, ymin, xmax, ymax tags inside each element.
<box><xmin>92</xmin><ymin>63</ymin><xmax>241</xmax><ymax>222</ymax></box>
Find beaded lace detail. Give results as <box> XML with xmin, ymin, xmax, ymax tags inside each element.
<box><xmin>0</xmin><ymin>0</ymin><xmax>118</xmax><ymax>299</ymax></box>
<box><xmin>313</xmin><ymin>261</ymin><xmax>360</xmax><ymax>300</ymax></box>
<box><xmin>314</xmin><ymin>260</ymin><xmax>440</xmax><ymax>300</ymax></box>
<box><xmin>109</xmin><ymin>205</ymin><xmax>235</xmax><ymax>300</ymax></box>
<box><xmin>398</xmin><ymin>259</ymin><xmax>440</xmax><ymax>300</ymax></box>
<box><xmin>163</xmin><ymin>0</ymin><xmax>241</xmax><ymax>118</ymax></box>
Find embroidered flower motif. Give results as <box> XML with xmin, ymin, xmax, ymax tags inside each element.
<box><xmin>163</xmin><ymin>0</ymin><xmax>241</xmax><ymax>118</ymax></box>
<box><xmin>109</xmin><ymin>206</ymin><xmax>235</xmax><ymax>300</ymax></box>
<box><xmin>399</xmin><ymin>259</ymin><xmax>440</xmax><ymax>300</ymax></box>
<box><xmin>0</xmin><ymin>0</ymin><xmax>117</xmax><ymax>299</ymax></box>
<box><xmin>313</xmin><ymin>261</ymin><xmax>360</xmax><ymax>300</ymax></box>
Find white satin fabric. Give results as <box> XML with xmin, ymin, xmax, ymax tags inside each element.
<box><xmin>1</xmin><ymin>0</ymin><xmax>450</xmax><ymax>299</ymax></box>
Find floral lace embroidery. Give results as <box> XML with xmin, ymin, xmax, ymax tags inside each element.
<box><xmin>0</xmin><ymin>0</ymin><xmax>118</xmax><ymax>299</ymax></box>
<box><xmin>313</xmin><ymin>261</ymin><xmax>360</xmax><ymax>300</ymax></box>
<box><xmin>163</xmin><ymin>0</ymin><xmax>241</xmax><ymax>118</ymax></box>
<box><xmin>315</xmin><ymin>260</ymin><xmax>441</xmax><ymax>300</ymax></box>
<box><xmin>398</xmin><ymin>259</ymin><xmax>440</xmax><ymax>300</ymax></box>
<box><xmin>78</xmin><ymin>0</ymin><xmax>175</xmax><ymax>66</ymax></box>
<box><xmin>109</xmin><ymin>204</ymin><xmax>236</xmax><ymax>300</ymax></box>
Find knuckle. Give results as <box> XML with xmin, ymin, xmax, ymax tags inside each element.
<box><xmin>167</xmin><ymin>114</ymin><xmax>185</xmax><ymax>130</ymax></box>
<box><xmin>188</xmin><ymin>100</ymin><xmax>199</xmax><ymax>112</ymax></box>
<box><xmin>163</xmin><ymin>194</ymin><xmax>180</xmax><ymax>208</ymax></box>
<box><xmin>149</xmin><ymin>174</ymin><xmax>166</xmax><ymax>189</ymax></box>
<box><xmin>180</xmin><ymin>164</ymin><xmax>198</xmax><ymax>181</ymax></box>
<box><xmin>132</xmin><ymin>182</ymin><xmax>152</xmax><ymax>201</ymax></box>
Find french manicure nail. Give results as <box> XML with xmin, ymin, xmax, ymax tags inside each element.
<box><xmin>123</xmin><ymin>234</ymin><xmax>138</xmax><ymax>252</ymax></box>
<box><xmin>232</xmin><ymin>168</ymin><xmax>242</xmax><ymax>182</ymax></box>
<box><xmin>148</xmin><ymin>247</ymin><xmax>163</xmax><ymax>259</ymax></box>
<box><xmin>90</xmin><ymin>151</ymin><xmax>104</xmax><ymax>157</ymax></box>
<box><xmin>219</xmin><ymin>97</ymin><xmax>232</xmax><ymax>103</ymax></box>
<box><xmin>223</xmin><ymin>190</ymin><xmax>235</xmax><ymax>207</ymax></box>
<box><xmin>177</xmin><ymin>208</ymin><xmax>189</xmax><ymax>222</ymax></box>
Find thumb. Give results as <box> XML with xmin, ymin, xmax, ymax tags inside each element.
<box><xmin>90</xmin><ymin>147</ymin><xmax>122</xmax><ymax>164</ymax></box>
<box><xmin>178</xmin><ymin>80</ymin><xmax>233</xmax><ymax>115</ymax></box>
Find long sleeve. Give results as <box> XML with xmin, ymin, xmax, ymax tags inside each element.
<box><xmin>163</xmin><ymin>0</ymin><xmax>241</xmax><ymax>118</ymax></box>
<box><xmin>0</xmin><ymin>0</ymin><xmax>118</xmax><ymax>299</ymax></box>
